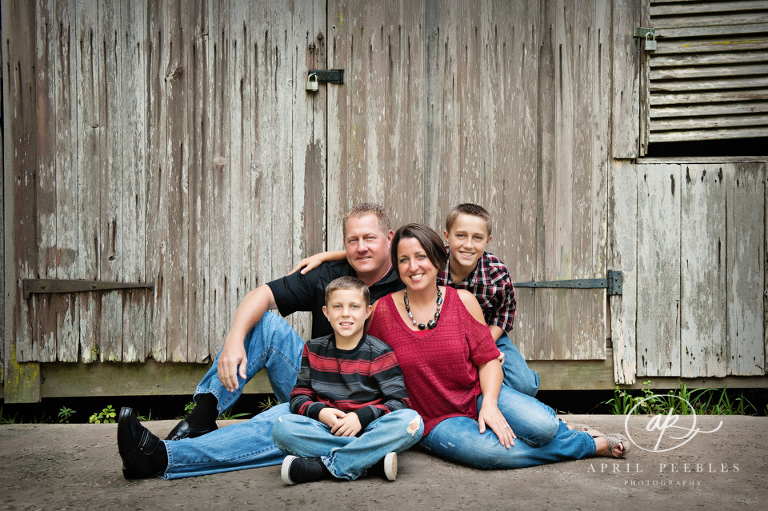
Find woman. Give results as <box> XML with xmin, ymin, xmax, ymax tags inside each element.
<box><xmin>366</xmin><ymin>223</ymin><xmax>627</xmax><ymax>469</ymax></box>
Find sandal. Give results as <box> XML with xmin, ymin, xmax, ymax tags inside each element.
<box><xmin>600</xmin><ymin>433</ymin><xmax>630</xmax><ymax>458</ymax></box>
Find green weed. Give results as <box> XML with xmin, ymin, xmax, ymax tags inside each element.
<box><xmin>89</xmin><ymin>405</ymin><xmax>117</xmax><ymax>424</ymax></box>
<box><xmin>259</xmin><ymin>395</ymin><xmax>279</xmax><ymax>411</ymax></box>
<box><xmin>219</xmin><ymin>409</ymin><xmax>250</xmax><ymax>420</ymax></box>
<box><xmin>57</xmin><ymin>406</ymin><xmax>76</xmax><ymax>423</ymax></box>
<box><xmin>0</xmin><ymin>407</ymin><xmax>19</xmax><ymax>424</ymax></box>
<box><xmin>604</xmin><ymin>382</ymin><xmax>758</xmax><ymax>416</ymax></box>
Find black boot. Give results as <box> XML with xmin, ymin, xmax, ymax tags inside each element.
<box><xmin>117</xmin><ymin>407</ymin><xmax>167</xmax><ymax>479</ymax></box>
<box><xmin>165</xmin><ymin>393</ymin><xmax>219</xmax><ymax>441</ymax></box>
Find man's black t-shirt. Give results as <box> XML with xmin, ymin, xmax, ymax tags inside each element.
<box><xmin>267</xmin><ymin>260</ymin><xmax>404</xmax><ymax>339</ymax></box>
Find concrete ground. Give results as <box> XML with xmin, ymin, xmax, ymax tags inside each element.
<box><xmin>1</xmin><ymin>414</ymin><xmax>766</xmax><ymax>511</ymax></box>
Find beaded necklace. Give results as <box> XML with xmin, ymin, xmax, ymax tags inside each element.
<box><xmin>403</xmin><ymin>286</ymin><xmax>443</xmax><ymax>330</ymax></box>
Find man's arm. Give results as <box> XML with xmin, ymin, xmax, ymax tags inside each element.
<box><xmin>217</xmin><ymin>284</ymin><xmax>278</xmax><ymax>392</ymax></box>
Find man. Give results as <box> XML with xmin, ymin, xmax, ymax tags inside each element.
<box><xmin>117</xmin><ymin>204</ymin><xmax>405</xmax><ymax>479</ymax></box>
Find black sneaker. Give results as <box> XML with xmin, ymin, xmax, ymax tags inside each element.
<box><xmin>281</xmin><ymin>456</ymin><xmax>331</xmax><ymax>485</ymax></box>
<box><xmin>369</xmin><ymin>452</ymin><xmax>397</xmax><ymax>481</ymax></box>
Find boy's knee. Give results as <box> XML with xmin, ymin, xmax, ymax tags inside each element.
<box><xmin>406</xmin><ymin>413</ymin><xmax>423</xmax><ymax>437</ymax></box>
<box><xmin>271</xmin><ymin>414</ymin><xmax>292</xmax><ymax>444</ymax></box>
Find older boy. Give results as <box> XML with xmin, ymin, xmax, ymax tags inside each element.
<box><xmin>440</xmin><ymin>203</ymin><xmax>539</xmax><ymax>397</ymax></box>
<box><xmin>272</xmin><ymin>277</ymin><xmax>422</xmax><ymax>484</ymax></box>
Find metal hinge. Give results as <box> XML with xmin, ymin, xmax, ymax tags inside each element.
<box><xmin>514</xmin><ymin>270</ymin><xmax>623</xmax><ymax>296</ymax></box>
<box><xmin>22</xmin><ymin>279</ymin><xmax>154</xmax><ymax>300</ymax></box>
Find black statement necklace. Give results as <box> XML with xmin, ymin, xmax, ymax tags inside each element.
<box><xmin>404</xmin><ymin>286</ymin><xmax>443</xmax><ymax>330</ymax></box>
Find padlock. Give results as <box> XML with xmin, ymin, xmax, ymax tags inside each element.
<box><xmin>306</xmin><ymin>73</ymin><xmax>319</xmax><ymax>92</ymax></box>
<box><xmin>645</xmin><ymin>32</ymin><xmax>657</xmax><ymax>51</ymax></box>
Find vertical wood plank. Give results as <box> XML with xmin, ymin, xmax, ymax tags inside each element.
<box><xmin>186</xmin><ymin>0</ymin><xmax>209</xmax><ymax>363</ymax></box>
<box><xmin>98</xmin><ymin>0</ymin><xmax>124</xmax><ymax>362</ymax></box>
<box><xmin>551</xmin><ymin>0</ymin><xmax>575</xmax><ymax>360</ymax></box>
<box><xmin>164</xmin><ymin>0</ymin><xmax>191</xmax><ymax>362</ymax></box>
<box><xmin>75</xmin><ymin>0</ymin><xmax>103</xmax><ymax>363</ymax></box>
<box><xmin>611</xmin><ymin>0</ymin><xmax>640</xmax><ymax>158</ymax></box>
<box><xmin>54</xmin><ymin>0</ymin><xmax>80</xmax><ymax>362</ymax></box>
<box><xmin>226</xmin><ymin>0</ymin><xmax>252</xmax><ymax>338</ymax></box>
<box><xmin>681</xmin><ymin>164</ymin><xmax>726</xmax><ymax>377</ymax></box>
<box><xmin>608</xmin><ymin>160</ymin><xmax>638</xmax><ymax>384</ymax></box>
<box><xmin>34</xmin><ymin>0</ymin><xmax>58</xmax><ymax>363</ymax></box>
<box><xmin>571</xmin><ymin>0</ymin><xmax>610</xmax><ymax>360</ymax></box>
<box><xmin>4</xmin><ymin>0</ymin><xmax>43</xmax><ymax>400</ymax></box>
<box><xmin>726</xmin><ymin>162</ymin><xmax>765</xmax><ymax>375</ymax></box>
<box><xmin>289</xmin><ymin>0</ymin><xmax>327</xmax><ymax>339</ymax></box>
<box><xmin>208</xmin><ymin>0</ymin><xmax>231</xmax><ymax>358</ymax></box>
<box><xmin>534</xmin><ymin>0</ymin><xmax>557</xmax><ymax>360</ymax></box>
<box><xmin>145</xmin><ymin>0</ymin><xmax>170</xmax><ymax>362</ymax></box>
<box><xmin>637</xmin><ymin>164</ymin><xmax>681</xmax><ymax>377</ymax></box>
<box><xmin>500</xmin><ymin>1</ymin><xmax>539</xmax><ymax>357</ymax></box>
<box><xmin>120</xmin><ymin>0</ymin><xmax>148</xmax><ymax>363</ymax></box>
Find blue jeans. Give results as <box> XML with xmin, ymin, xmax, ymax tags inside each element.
<box><xmin>194</xmin><ymin>311</ymin><xmax>305</xmax><ymax>408</ymax></box>
<box><xmin>272</xmin><ymin>410</ymin><xmax>424</xmax><ymax>480</ymax></box>
<box><xmin>164</xmin><ymin>312</ymin><xmax>305</xmax><ymax>479</ymax></box>
<box><xmin>164</xmin><ymin>403</ymin><xmax>291</xmax><ymax>479</ymax></box>
<box><xmin>418</xmin><ymin>386</ymin><xmax>596</xmax><ymax>469</ymax></box>
<box><xmin>497</xmin><ymin>333</ymin><xmax>540</xmax><ymax>397</ymax></box>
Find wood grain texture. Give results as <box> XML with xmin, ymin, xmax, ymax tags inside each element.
<box><xmin>681</xmin><ymin>164</ymin><xmax>726</xmax><ymax>377</ymax></box>
<box><xmin>726</xmin><ymin>162</ymin><xmax>766</xmax><ymax>375</ymax></box>
<box><xmin>611</xmin><ymin>0</ymin><xmax>641</xmax><ymax>158</ymax></box>
<box><xmin>637</xmin><ymin>164</ymin><xmax>681</xmax><ymax>377</ymax></box>
<box><xmin>608</xmin><ymin>160</ymin><xmax>638</xmax><ymax>384</ymax></box>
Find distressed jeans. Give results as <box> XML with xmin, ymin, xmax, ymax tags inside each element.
<box><xmin>194</xmin><ymin>311</ymin><xmax>305</xmax><ymax>409</ymax></box>
<box><xmin>272</xmin><ymin>409</ymin><xmax>424</xmax><ymax>480</ymax></box>
<box><xmin>496</xmin><ymin>333</ymin><xmax>540</xmax><ymax>397</ymax></box>
<box><xmin>418</xmin><ymin>386</ymin><xmax>596</xmax><ymax>469</ymax></box>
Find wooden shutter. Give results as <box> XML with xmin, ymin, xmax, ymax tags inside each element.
<box><xmin>648</xmin><ymin>0</ymin><xmax>768</xmax><ymax>143</ymax></box>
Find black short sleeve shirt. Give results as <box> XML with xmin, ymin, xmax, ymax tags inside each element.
<box><xmin>267</xmin><ymin>260</ymin><xmax>404</xmax><ymax>339</ymax></box>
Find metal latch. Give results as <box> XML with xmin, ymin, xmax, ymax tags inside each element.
<box><xmin>633</xmin><ymin>27</ymin><xmax>656</xmax><ymax>51</ymax></box>
<box><xmin>514</xmin><ymin>270</ymin><xmax>623</xmax><ymax>296</ymax></box>
<box><xmin>22</xmin><ymin>279</ymin><xmax>154</xmax><ymax>300</ymax></box>
<box><xmin>307</xmin><ymin>69</ymin><xmax>344</xmax><ymax>84</ymax></box>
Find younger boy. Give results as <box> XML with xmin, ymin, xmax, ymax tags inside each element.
<box><xmin>271</xmin><ymin>276</ymin><xmax>423</xmax><ymax>485</ymax></box>
<box><xmin>440</xmin><ymin>203</ymin><xmax>539</xmax><ymax>396</ymax></box>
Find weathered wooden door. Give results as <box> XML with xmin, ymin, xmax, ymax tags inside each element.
<box><xmin>324</xmin><ymin>0</ymin><xmax>611</xmax><ymax>362</ymax></box>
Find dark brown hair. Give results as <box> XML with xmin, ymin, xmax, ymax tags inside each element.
<box><xmin>391</xmin><ymin>223</ymin><xmax>447</xmax><ymax>275</ymax></box>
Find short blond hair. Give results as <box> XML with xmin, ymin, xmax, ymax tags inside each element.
<box><xmin>445</xmin><ymin>203</ymin><xmax>492</xmax><ymax>237</ymax></box>
<box><xmin>342</xmin><ymin>203</ymin><xmax>391</xmax><ymax>239</ymax></box>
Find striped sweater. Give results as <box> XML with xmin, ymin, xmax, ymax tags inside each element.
<box><xmin>289</xmin><ymin>333</ymin><xmax>412</xmax><ymax>430</ymax></box>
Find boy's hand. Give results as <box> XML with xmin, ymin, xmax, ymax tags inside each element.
<box><xmin>318</xmin><ymin>408</ymin><xmax>346</xmax><ymax>429</ymax></box>
<box><xmin>331</xmin><ymin>412</ymin><xmax>362</xmax><ymax>437</ymax></box>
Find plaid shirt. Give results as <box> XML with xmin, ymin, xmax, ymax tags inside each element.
<box><xmin>438</xmin><ymin>249</ymin><xmax>516</xmax><ymax>332</ymax></box>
